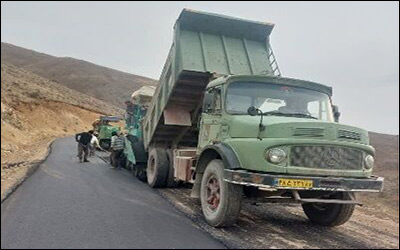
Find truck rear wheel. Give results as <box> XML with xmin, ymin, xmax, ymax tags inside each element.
<box><xmin>302</xmin><ymin>192</ymin><xmax>355</xmax><ymax>227</ymax></box>
<box><xmin>166</xmin><ymin>149</ymin><xmax>177</xmax><ymax>188</ymax></box>
<box><xmin>147</xmin><ymin>148</ymin><xmax>169</xmax><ymax>188</ymax></box>
<box><xmin>200</xmin><ymin>159</ymin><xmax>243</xmax><ymax>227</ymax></box>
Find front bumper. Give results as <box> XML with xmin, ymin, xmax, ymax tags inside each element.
<box><xmin>224</xmin><ymin>169</ymin><xmax>384</xmax><ymax>192</ymax></box>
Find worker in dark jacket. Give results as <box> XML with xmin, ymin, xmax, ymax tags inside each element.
<box><xmin>75</xmin><ymin>130</ymin><xmax>94</xmax><ymax>163</ymax></box>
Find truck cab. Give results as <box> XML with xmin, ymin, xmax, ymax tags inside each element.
<box><xmin>200</xmin><ymin>74</ymin><xmax>374</xmax><ymax>179</ymax></box>
<box><xmin>189</xmin><ymin>74</ymin><xmax>383</xmax><ymax>227</ymax></box>
<box><xmin>96</xmin><ymin>116</ymin><xmax>122</xmax><ymax>150</ymax></box>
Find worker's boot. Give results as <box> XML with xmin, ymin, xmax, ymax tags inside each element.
<box><xmin>84</xmin><ymin>159</ymin><xmax>90</xmax><ymax>163</ymax></box>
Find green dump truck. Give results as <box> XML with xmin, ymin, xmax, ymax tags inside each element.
<box><xmin>96</xmin><ymin>115</ymin><xmax>122</xmax><ymax>150</ymax></box>
<box><xmin>135</xmin><ymin>9</ymin><xmax>384</xmax><ymax>228</ymax></box>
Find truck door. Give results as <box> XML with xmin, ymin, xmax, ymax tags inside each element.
<box><xmin>198</xmin><ymin>87</ymin><xmax>222</xmax><ymax>149</ymax></box>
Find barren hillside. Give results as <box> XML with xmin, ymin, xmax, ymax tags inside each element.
<box><xmin>1</xmin><ymin>63</ymin><xmax>122</xmax><ymax>198</ymax></box>
<box><xmin>1</xmin><ymin>42</ymin><xmax>157</xmax><ymax>108</ymax></box>
<box><xmin>359</xmin><ymin>132</ymin><xmax>399</xmax><ymax>216</ymax></box>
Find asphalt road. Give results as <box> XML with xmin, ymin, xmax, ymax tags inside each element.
<box><xmin>1</xmin><ymin>137</ymin><xmax>225</xmax><ymax>249</ymax></box>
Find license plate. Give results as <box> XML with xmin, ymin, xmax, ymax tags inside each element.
<box><xmin>277</xmin><ymin>178</ymin><xmax>313</xmax><ymax>188</ymax></box>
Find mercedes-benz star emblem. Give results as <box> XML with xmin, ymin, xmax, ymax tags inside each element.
<box><xmin>323</xmin><ymin>147</ymin><xmax>341</xmax><ymax>167</ymax></box>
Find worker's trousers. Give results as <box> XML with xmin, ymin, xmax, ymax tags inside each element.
<box><xmin>78</xmin><ymin>143</ymin><xmax>89</xmax><ymax>162</ymax></box>
<box><xmin>89</xmin><ymin>145</ymin><xmax>95</xmax><ymax>157</ymax></box>
<box><xmin>111</xmin><ymin>149</ymin><xmax>124</xmax><ymax>169</ymax></box>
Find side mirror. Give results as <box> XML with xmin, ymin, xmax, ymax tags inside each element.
<box><xmin>197</xmin><ymin>115</ymin><xmax>202</xmax><ymax>129</ymax></box>
<box><xmin>247</xmin><ymin>106</ymin><xmax>261</xmax><ymax>116</ymax></box>
<box><xmin>332</xmin><ymin>105</ymin><xmax>341</xmax><ymax>122</ymax></box>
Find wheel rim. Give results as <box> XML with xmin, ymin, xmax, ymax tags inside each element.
<box><xmin>206</xmin><ymin>175</ymin><xmax>220</xmax><ymax>212</ymax></box>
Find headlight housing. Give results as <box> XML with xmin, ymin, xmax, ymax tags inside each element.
<box><xmin>364</xmin><ymin>155</ymin><xmax>374</xmax><ymax>169</ymax></box>
<box><xmin>266</xmin><ymin>148</ymin><xmax>287</xmax><ymax>164</ymax></box>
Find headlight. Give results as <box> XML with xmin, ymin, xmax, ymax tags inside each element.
<box><xmin>364</xmin><ymin>155</ymin><xmax>374</xmax><ymax>169</ymax></box>
<box><xmin>266</xmin><ymin>148</ymin><xmax>287</xmax><ymax>164</ymax></box>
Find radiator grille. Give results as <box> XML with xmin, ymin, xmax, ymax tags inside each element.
<box><xmin>290</xmin><ymin>145</ymin><xmax>363</xmax><ymax>170</ymax></box>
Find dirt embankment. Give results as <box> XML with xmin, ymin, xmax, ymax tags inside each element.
<box><xmin>1</xmin><ymin>63</ymin><xmax>120</xmax><ymax>199</ymax></box>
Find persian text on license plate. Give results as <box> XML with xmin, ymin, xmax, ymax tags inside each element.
<box><xmin>277</xmin><ymin>178</ymin><xmax>313</xmax><ymax>188</ymax></box>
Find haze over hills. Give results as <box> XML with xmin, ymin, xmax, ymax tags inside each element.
<box><xmin>1</xmin><ymin>42</ymin><xmax>157</xmax><ymax>108</ymax></box>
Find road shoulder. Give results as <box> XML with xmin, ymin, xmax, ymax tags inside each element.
<box><xmin>1</xmin><ymin>140</ymin><xmax>54</xmax><ymax>203</ymax></box>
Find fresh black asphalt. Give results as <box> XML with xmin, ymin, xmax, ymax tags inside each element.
<box><xmin>1</xmin><ymin>137</ymin><xmax>225</xmax><ymax>249</ymax></box>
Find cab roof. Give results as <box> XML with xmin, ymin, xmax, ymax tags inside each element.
<box><xmin>207</xmin><ymin>75</ymin><xmax>333</xmax><ymax>96</ymax></box>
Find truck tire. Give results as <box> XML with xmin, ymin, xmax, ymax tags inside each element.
<box><xmin>166</xmin><ymin>149</ymin><xmax>177</xmax><ymax>188</ymax></box>
<box><xmin>147</xmin><ymin>148</ymin><xmax>169</xmax><ymax>188</ymax></box>
<box><xmin>302</xmin><ymin>192</ymin><xmax>356</xmax><ymax>227</ymax></box>
<box><xmin>200</xmin><ymin>159</ymin><xmax>243</xmax><ymax>227</ymax></box>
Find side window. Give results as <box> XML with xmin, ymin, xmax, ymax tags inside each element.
<box><xmin>203</xmin><ymin>88</ymin><xmax>222</xmax><ymax>114</ymax></box>
<box><xmin>308</xmin><ymin>100</ymin><xmax>328</xmax><ymax>120</ymax></box>
<box><xmin>320</xmin><ymin>101</ymin><xmax>328</xmax><ymax>120</ymax></box>
<box><xmin>308</xmin><ymin>101</ymin><xmax>320</xmax><ymax>118</ymax></box>
<box><xmin>213</xmin><ymin>88</ymin><xmax>222</xmax><ymax>113</ymax></box>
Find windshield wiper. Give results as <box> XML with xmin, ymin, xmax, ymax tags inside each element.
<box><xmin>247</xmin><ymin>106</ymin><xmax>266</xmax><ymax>141</ymax></box>
<box><xmin>263</xmin><ymin>111</ymin><xmax>318</xmax><ymax>120</ymax></box>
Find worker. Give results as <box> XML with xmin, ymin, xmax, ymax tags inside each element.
<box><xmin>110</xmin><ymin>131</ymin><xmax>125</xmax><ymax>169</ymax></box>
<box><xmin>92</xmin><ymin>119</ymin><xmax>101</xmax><ymax>132</ymax></box>
<box><xmin>75</xmin><ymin>130</ymin><xmax>94</xmax><ymax>163</ymax></box>
<box><xmin>89</xmin><ymin>132</ymin><xmax>102</xmax><ymax>157</ymax></box>
<box><xmin>278</xmin><ymin>96</ymin><xmax>310</xmax><ymax>115</ymax></box>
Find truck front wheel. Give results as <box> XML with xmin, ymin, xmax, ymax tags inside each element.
<box><xmin>147</xmin><ymin>148</ymin><xmax>169</xmax><ymax>188</ymax></box>
<box><xmin>302</xmin><ymin>192</ymin><xmax>355</xmax><ymax>227</ymax></box>
<box><xmin>200</xmin><ymin>159</ymin><xmax>243</xmax><ymax>227</ymax></box>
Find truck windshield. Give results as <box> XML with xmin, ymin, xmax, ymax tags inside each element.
<box><xmin>226</xmin><ymin>82</ymin><xmax>334</xmax><ymax>122</ymax></box>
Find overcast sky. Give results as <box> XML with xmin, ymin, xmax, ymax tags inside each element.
<box><xmin>1</xmin><ymin>1</ymin><xmax>399</xmax><ymax>134</ymax></box>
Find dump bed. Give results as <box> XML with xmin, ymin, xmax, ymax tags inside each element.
<box><xmin>143</xmin><ymin>9</ymin><xmax>276</xmax><ymax>149</ymax></box>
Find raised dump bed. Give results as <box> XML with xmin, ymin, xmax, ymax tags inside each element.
<box><xmin>143</xmin><ymin>9</ymin><xmax>276</xmax><ymax>150</ymax></box>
